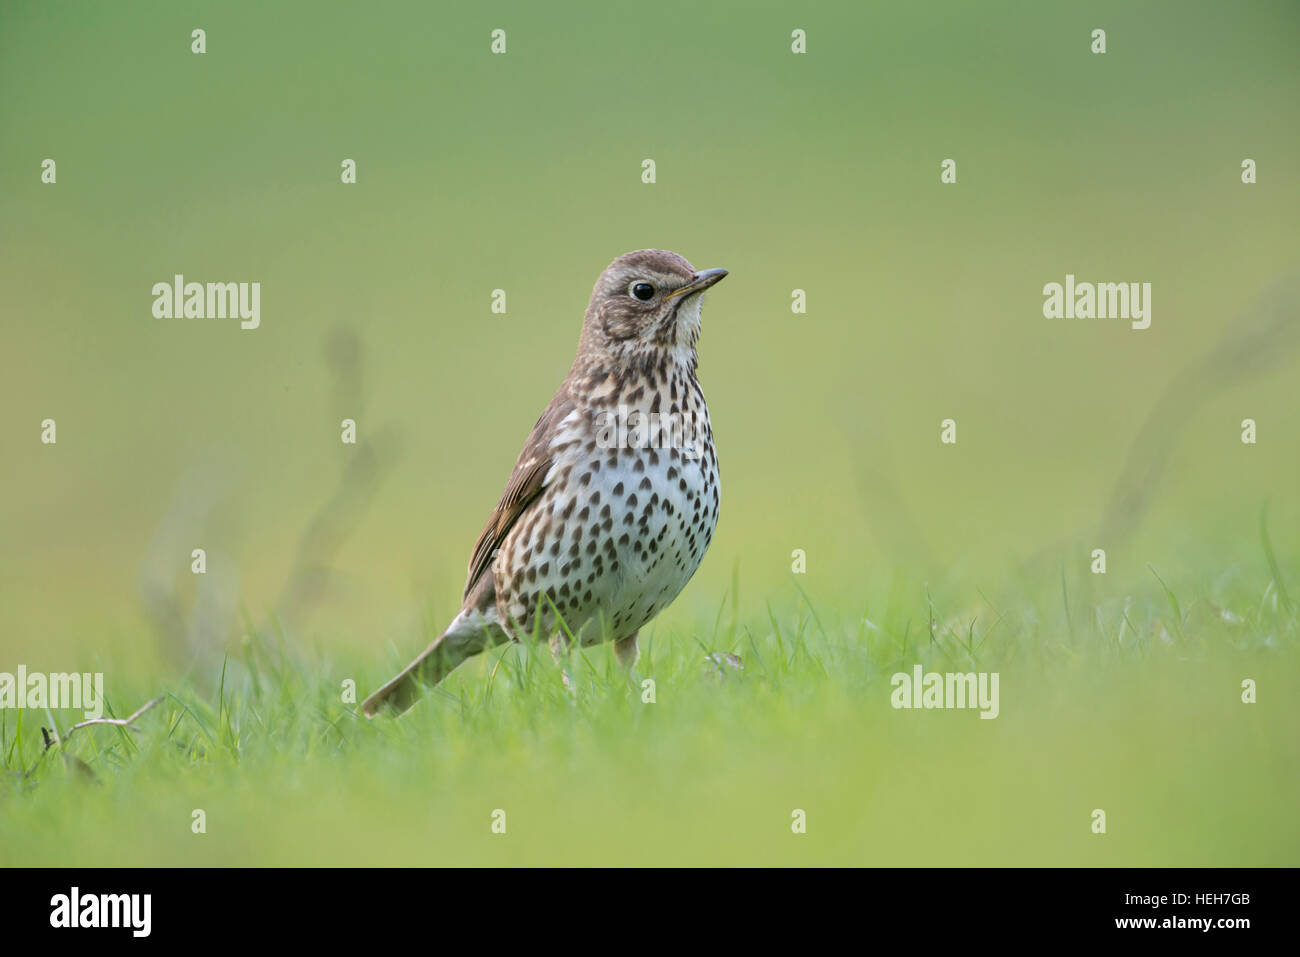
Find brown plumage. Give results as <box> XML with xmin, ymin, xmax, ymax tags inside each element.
<box><xmin>362</xmin><ymin>250</ymin><xmax>727</xmax><ymax>717</ymax></box>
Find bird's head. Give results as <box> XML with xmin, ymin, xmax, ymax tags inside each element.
<box><xmin>577</xmin><ymin>249</ymin><xmax>727</xmax><ymax>374</ymax></box>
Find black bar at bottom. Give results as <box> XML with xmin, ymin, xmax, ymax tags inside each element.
<box><xmin>0</xmin><ymin>866</ymin><xmax>1284</xmax><ymax>943</ymax></box>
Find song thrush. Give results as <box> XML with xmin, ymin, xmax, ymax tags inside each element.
<box><xmin>362</xmin><ymin>249</ymin><xmax>727</xmax><ymax>716</ymax></box>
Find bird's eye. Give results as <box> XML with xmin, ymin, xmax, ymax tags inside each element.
<box><xmin>630</xmin><ymin>281</ymin><xmax>655</xmax><ymax>301</ymax></box>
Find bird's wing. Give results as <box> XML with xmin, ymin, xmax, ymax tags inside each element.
<box><xmin>463</xmin><ymin>390</ymin><xmax>576</xmax><ymax>600</ymax></box>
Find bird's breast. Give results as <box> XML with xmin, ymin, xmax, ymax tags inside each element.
<box><xmin>494</xmin><ymin>374</ymin><xmax>720</xmax><ymax>641</ymax></box>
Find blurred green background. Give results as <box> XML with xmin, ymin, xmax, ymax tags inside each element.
<box><xmin>1</xmin><ymin>0</ymin><xmax>1297</xmax><ymax>865</ymax></box>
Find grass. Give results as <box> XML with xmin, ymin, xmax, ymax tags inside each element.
<box><xmin>2</xmin><ymin>542</ymin><xmax>1297</xmax><ymax>867</ymax></box>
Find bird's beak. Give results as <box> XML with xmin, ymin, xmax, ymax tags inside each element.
<box><xmin>666</xmin><ymin>268</ymin><xmax>729</xmax><ymax>300</ymax></box>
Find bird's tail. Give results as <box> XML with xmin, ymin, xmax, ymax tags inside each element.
<box><xmin>361</xmin><ymin>608</ymin><xmax>502</xmax><ymax>717</ymax></box>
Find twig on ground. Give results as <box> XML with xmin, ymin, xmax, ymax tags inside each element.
<box><xmin>41</xmin><ymin>695</ymin><xmax>165</xmax><ymax>753</ymax></box>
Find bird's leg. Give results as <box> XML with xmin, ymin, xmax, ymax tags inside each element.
<box><xmin>549</xmin><ymin>631</ymin><xmax>575</xmax><ymax>692</ymax></box>
<box><xmin>613</xmin><ymin>631</ymin><xmax>640</xmax><ymax>683</ymax></box>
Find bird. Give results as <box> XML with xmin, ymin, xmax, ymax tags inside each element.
<box><xmin>362</xmin><ymin>249</ymin><xmax>728</xmax><ymax>716</ymax></box>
